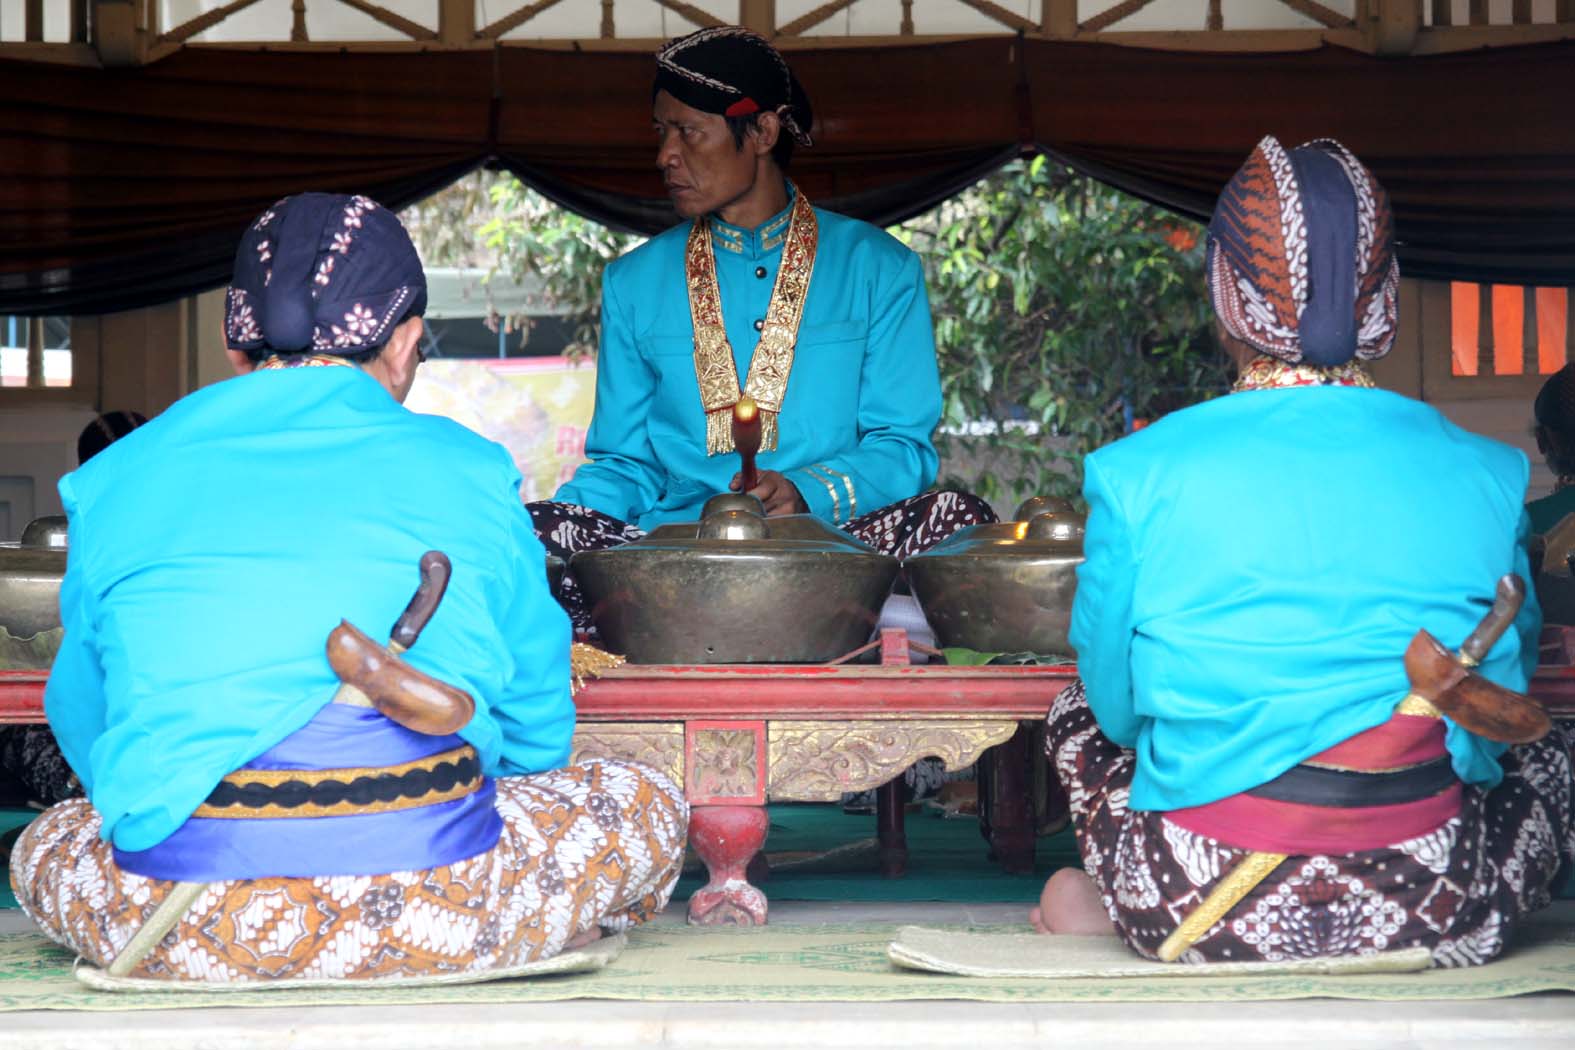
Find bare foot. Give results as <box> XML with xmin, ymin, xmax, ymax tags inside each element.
<box><xmin>1030</xmin><ymin>868</ymin><xmax>1115</xmax><ymax>935</ymax></box>
<box><xmin>563</xmin><ymin>926</ymin><xmax>604</xmax><ymax>951</ymax></box>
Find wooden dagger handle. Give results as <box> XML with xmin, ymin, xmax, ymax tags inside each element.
<box><xmin>1459</xmin><ymin>574</ymin><xmax>1525</xmax><ymax>666</ymax></box>
<box><xmin>389</xmin><ymin>551</ymin><xmax>451</xmax><ymax>652</ymax></box>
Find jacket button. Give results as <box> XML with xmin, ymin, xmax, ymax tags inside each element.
<box><xmin>753</xmin><ymin>318</ymin><xmax>765</xmax><ymax>332</ymax></box>
<box><xmin>755</xmin><ymin>266</ymin><xmax>768</xmax><ymax>279</ymax></box>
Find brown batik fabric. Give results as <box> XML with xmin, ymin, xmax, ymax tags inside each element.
<box><xmin>1046</xmin><ymin>680</ymin><xmax>1575</xmax><ymax>967</ymax></box>
<box><xmin>528</xmin><ymin>490</ymin><xmax>997</xmax><ymax>635</ymax></box>
<box><xmin>10</xmin><ymin>759</ymin><xmax>687</xmax><ymax>983</ymax></box>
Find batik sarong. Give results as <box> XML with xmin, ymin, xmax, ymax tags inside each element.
<box><xmin>9</xmin><ymin>759</ymin><xmax>686</xmax><ymax>982</ymax></box>
<box><xmin>1047</xmin><ymin>681</ymin><xmax>1575</xmax><ymax>967</ymax></box>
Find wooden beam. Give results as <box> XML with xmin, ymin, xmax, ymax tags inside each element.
<box><xmin>159</xmin><ymin>0</ymin><xmax>268</xmax><ymax>44</ymax></box>
<box><xmin>438</xmin><ymin>0</ymin><xmax>475</xmax><ymax>44</ymax></box>
<box><xmin>1277</xmin><ymin>0</ymin><xmax>1356</xmax><ymax>28</ymax></box>
<box><xmin>334</xmin><ymin>0</ymin><xmax>437</xmax><ymax>41</ymax></box>
<box><xmin>1079</xmin><ymin>0</ymin><xmax>1158</xmax><ymax>34</ymax></box>
<box><xmin>1042</xmin><ymin>0</ymin><xmax>1077</xmax><ymax>37</ymax></box>
<box><xmin>1370</xmin><ymin>0</ymin><xmax>1422</xmax><ymax>53</ymax></box>
<box><xmin>1431</xmin><ymin>0</ymin><xmax>1451</xmax><ymax>26</ymax></box>
<box><xmin>1469</xmin><ymin>0</ymin><xmax>1488</xmax><ymax>25</ymax></box>
<box><xmin>1208</xmin><ymin>0</ymin><xmax>1223</xmax><ymax>31</ymax></box>
<box><xmin>1524</xmin><ymin>285</ymin><xmax>1540</xmax><ymax>376</ymax></box>
<box><xmin>739</xmin><ymin>0</ymin><xmax>776</xmax><ymax>35</ymax></box>
<box><xmin>1513</xmin><ymin>0</ymin><xmax>1532</xmax><ymax>23</ymax></box>
<box><xmin>25</xmin><ymin>0</ymin><xmax>44</xmax><ymax>42</ymax></box>
<box><xmin>601</xmin><ymin>0</ymin><xmax>615</xmax><ymax>39</ymax></box>
<box><xmin>291</xmin><ymin>0</ymin><xmax>307</xmax><ymax>42</ymax></box>
<box><xmin>901</xmin><ymin>0</ymin><xmax>914</xmax><ymax>36</ymax></box>
<box><xmin>479</xmin><ymin>0</ymin><xmax>571</xmax><ymax>40</ymax></box>
<box><xmin>1478</xmin><ymin>282</ymin><xmax>1495</xmax><ymax>377</ymax></box>
<box><xmin>955</xmin><ymin>0</ymin><xmax>1039</xmax><ymax>34</ymax></box>
<box><xmin>779</xmin><ymin>0</ymin><xmax>861</xmax><ymax>37</ymax></box>
<box><xmin>654</xmin><ymin>1</ymin><xmax>727</xmax><ymax>30</ymax></box>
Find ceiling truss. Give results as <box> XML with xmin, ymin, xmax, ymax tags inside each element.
<box><xmin>7</xmin><ymin>1</ymin><xmax>1574</xmax><ymax>67</ymax></box>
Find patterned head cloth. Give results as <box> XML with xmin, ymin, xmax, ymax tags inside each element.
<box><xmin>654</xmin><ymin>26</ymin><xmax>814</xmax><ymax>147</ymax></box>
<box><xmin>225</xmin><ymin>193</ymin><xmax>427</xmax><ymax>356</ymax></box>
<box><xmin>1207</xmin><ymin>136</ymin><xmax>1399</xmax><ymax>366</ymax></box>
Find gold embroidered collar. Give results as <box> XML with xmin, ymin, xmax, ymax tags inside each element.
<box><xmin>1231</xmin><ymin>356</ymin><xmax>1374</xmax><ymax>393</ymax></box>
<box><xmin>686</xmin><ymin>187</ymin><xmax>819</xmax><ymax>454</ymax></box>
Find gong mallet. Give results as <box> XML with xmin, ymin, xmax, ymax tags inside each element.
<box><xmin>1156</xmin><ymin>574</ymin><xmax>1548</xmax><ymax>962</ymax></box>
<box><xmin>733</xmin><ymin>395</ymin><xmax>762</xmax><ymax>495</ymax></box>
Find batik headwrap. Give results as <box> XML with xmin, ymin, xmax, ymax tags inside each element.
<box><xmin>225</xmin><ymin>192</ymin><xmax>427</xmax><ymax>356</ymax></box>
<box><xmin>1207</xmin><ymin>137</ymin><xmax>1399</xmax><ymax>366</ymax></box>
<box><xmin>654</xmin><ymin>26</ymin><xmax>814</xmax><ymax>147</ymax></box>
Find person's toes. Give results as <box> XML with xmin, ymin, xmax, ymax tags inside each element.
<box><xmin>1028</xmin><ymin>906</ymin><xmax>1050</xmax><ymax>934</ymax></box>
<box><xmin>564</xmin><ymin>927</ymin><xmax>604</xmax><ymax>951</ymax></box>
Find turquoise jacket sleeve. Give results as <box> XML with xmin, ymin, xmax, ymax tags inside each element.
<box><xmin>486</xmin><ymin>484</ymin><xmax>576</xmax><ymax>777</ymax></box>
<box><xmin>552</xmin><ymin>272</ymin><xmax>665</xmax><ymax>523</ymax></box>
<box><xmin>41</xmin><ymin>478</ymin><xmax>106</xmax><ymax>795</ymax></box>
<box><xmin>1068</xmin><ymin>455</ymin><xmax>1143</xmax><ymax>748</ymax></box>
<box><xmin>786</xmin><ymin>252</ymin><xmax>941</xmax><ymax>524</ymax></box>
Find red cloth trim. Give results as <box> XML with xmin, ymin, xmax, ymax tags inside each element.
<box><xmin>1166</xmin><ymin>712</ymin><xmax>1458</xmax><ymax>853</ymax></box>
<box><xmin>1315</xmin><ymin>713</ymin><xmax>1447</xmax><ymax>770</ymax></box>
<box><xmin>1167</xmin><ymin>786</ymin><xmax>1461</xmax><ymax>854</ymax></box>
<box><xmin>725</xmin><ymin>97</ymin><xmax>761</xmax><ymax>117</ymax></box>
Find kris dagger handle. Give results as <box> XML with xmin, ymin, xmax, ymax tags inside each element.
<box><xmin>1458</xmin><ymin>574</ymin><xmax>1525</xmax><ymax>666</ymax></box>
<box><xmin>733</xmin><ymin>396</ymin><xmax>762</xmax><ymax>494</ymax></box>
<box><xmin>389</xmin><ymin>551</ymin><xmax>451</xmax><ymax>651</ymax></box>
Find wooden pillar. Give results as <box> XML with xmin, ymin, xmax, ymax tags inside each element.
<box><xmin>1207</xmin><ymin>0</ymin><xmax>1222</xmax><ymax>31</ymax></box>
<box><xmin>1561</xmin><ymin>1</ymin><xmax>1575</xmax><ymax>25</ymax></box>
<box><xmin>1525</xmin><ymin>285</ymin><xmax>1540</xmax><ymax>376</ymax></box>
<box><xmin>1512</xmin><ymin>0</ymin><xmax>1532</xmax><ymax>23</ymax></box>
<box><xmin>1043</xmin><ymin>0</ymin><xmax>1077</xmax><ymax>37</ymax></box>
<box><xmin>1370</xmin><ymin>0</ymin><xmax>1422</xmax><ymax>54</ymax></box>
<box><xmin>739</xmin><ymin>0</ymin><xmax>775</xmax><ymax>35</ymax></box>
<box><xmin>437</xmin><ymin>0</ymin><xmax>475</xmax><ymax>45</ymax></box>
<box><xmin>1478</xmin><ymin>282</ymin><xmax>1496</xmax><ymax>377</ymax></box>
<box><xmin>70</xmin><ymin>0</ymin><xmax>90</xmax><ymax>42</ymax></box>
<box><xmin>25</xmin><ymin>0</ymin><xmax>44</xmax><ymax>41</ymax></box>
<box><xmin>1469</xmin><ymin>0</ymin><xmax>1488</xmax><ymax>25</ymax></box>
<box><xmin>1430</xmin><ymin>0</ymin><xmax>1451</xmax><ymax>25</ymax></box>
<box><xmin>25</xmin><ymin>319</ymin><xmax>44</xmax><ymax>389</ymax></box>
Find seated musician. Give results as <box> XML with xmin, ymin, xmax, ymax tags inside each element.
<box><xmin>1033</xmin><ymin>138</ymin><xmax>1574</xmax><ymax>966</ymax></box>
<box><xmin>9</xmin><ymin>194</ymin><xmax>687</xmax><ymax>985</ymax></box>
<box><xmin>529</xmin><ymin>26</ymin><xmax>995</xmax><ymax>636</ymax></box>
<box><xmin>1527</xmin><ymin>364</ymin><xmax>1575</xmax><ymax>535</ymax></box>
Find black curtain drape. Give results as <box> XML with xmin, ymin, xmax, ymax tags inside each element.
<box><xmin>2</xmin><ymin>38</ymin><xmax>1572</xmax><ymax>314</ymax></box>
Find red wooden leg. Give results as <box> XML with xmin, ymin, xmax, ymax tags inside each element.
<box><xmin>686</xmin><ymin>804</ymin><xmax>770</xmax><ymax>926</ymax></box>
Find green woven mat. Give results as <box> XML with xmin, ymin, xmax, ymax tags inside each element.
<box><xmin>2</xmin><ymin>913</ymin><xmax>1573</xmax><ymax>1011</ymax></box>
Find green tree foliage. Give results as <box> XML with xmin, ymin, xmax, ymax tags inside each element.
<box><xmin>405</xmin><ymin>161</ymin><xmax>1225</xmax><ymax>503</ymax></box>
<box><xmin>901</xmin><ymin>156</ymin><xmax>1225</xmax><ymax>504</ymax></box>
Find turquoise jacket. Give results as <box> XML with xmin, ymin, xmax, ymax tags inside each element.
<box><xmin>45</xmin><ymin>366</ymin><xmax>573</xmax><ymax>851</ymax></box>
<box><xmin>1071</xmin><ymin>384</ymin><xmax>1539</xmax><ymax>813</ymax></box>
<box><xmin>555</xmin><ymin>190</ymin><xmax>941</xmax><ymax>529</ymax></box>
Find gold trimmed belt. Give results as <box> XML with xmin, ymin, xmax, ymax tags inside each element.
<box><xmin>194</xmin><ymin>745</ymin><xmax>483</xmax><ymax>820</ymax></box>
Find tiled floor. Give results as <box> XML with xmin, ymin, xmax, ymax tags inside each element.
<box><xmin>3</xmin><ymin>903</ymin><xmax>1571</xmax><ymax>1050</ymax></box>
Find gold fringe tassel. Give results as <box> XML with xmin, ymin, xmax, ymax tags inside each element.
<box><xmin>571</xmin><ymin>642</ymin><xmax>626</xmax><ymax>696</ymax></box>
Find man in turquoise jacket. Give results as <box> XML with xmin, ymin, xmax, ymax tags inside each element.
<box><xmin>11</xmin><ymin>194</ymin><xmax>686</xmax><ymax>986</ymax></box>
<box><xmin>531</xmin><ymin>26</ymin><xmax>994</xmax><ymax>635</ymax></box>
<box><xmin>1033</xmin><ymin>138</ymin><xmax>1574</xmax><ymax>969</ymax></box>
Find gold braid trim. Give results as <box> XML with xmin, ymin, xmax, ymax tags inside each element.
<box><xmin>1158</xmin><ymin>851</ymin><xmax>1288</xmax><ymax>962</ymax></box>
<box><xmin>686</xmin><ymin>188</ymin><xmax>818</xmax><ymax>455</ymax></box>
<box><xmin>571</xmin><ymin>642</ymin><xmax>626</xmax><ymax>696</ymax></box>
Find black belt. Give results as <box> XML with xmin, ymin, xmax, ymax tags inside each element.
<box><xmin>1245</xmin><ymin>756</ymin><xmax>1457</xmax><ymax>808</ymax></box>
<box><xmin>193</xmin><ymin>745</ymin><xmax>483</xmax><ymax>819</ymax></box>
